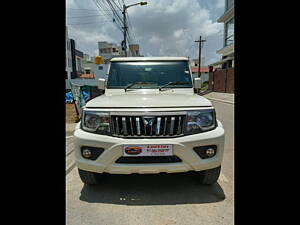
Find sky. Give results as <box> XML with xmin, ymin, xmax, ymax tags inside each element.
<box><xmin>66</xmin><ymin>0</ymin><xmax>225</xmax><ymax>65</ymax></box>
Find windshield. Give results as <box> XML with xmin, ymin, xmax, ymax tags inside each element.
<box><xmin>107</xmin><ymin>61</ymin><xmax>193</xmax><ymax>89</ymax></box>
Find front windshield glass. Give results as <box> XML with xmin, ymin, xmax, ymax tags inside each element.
<box><xmin>107</xmin><ymin>61</ymin><xmax>193</xmax><ymax>89</ymax></box>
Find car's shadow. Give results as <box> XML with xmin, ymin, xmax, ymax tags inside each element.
<box><xmin>79</xmin><ymin>172</ymin><xmax>225</xmax><ymax>205</ymax></box>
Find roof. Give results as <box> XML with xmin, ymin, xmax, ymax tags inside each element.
<box><xmin>208</xmin><ymin>56</ymin><xmax>234</xmax><ymax>66</ymax></box>
<box><xmin>110</xmin><ymin>57</ymin><xmax>189</xmax><ymax>62</ymax></box>
<box><xmin>191</xmin><ymin>67</ymin><xmax>209</xmax><ymax>73</ymax></box>
<box><xmin>75</xmin><ymin>49</ymin><xmax>84</xmax><ymax>58</ymax></box>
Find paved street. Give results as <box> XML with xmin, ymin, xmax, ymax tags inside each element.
<box><xmin>66</xmin><ymin>100</ymin><xmax>234</xmax><ymax>225</ymax></box>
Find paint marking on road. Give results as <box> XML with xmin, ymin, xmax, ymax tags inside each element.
<box><xmin>206</xmin><ymin>97</ymin><xmax>234</xmax><ymax>105</ymax></box>
<box><xmin>66</xmin><ymin>136</ymin><xmax>73</xmax><ymax>139</ymax></box>
<box><xmin>66</xmin><ymin>148</ymin><xmax>74</xmax><ymax>157</ymax></box>
<box><xmin>66</xmin><ymin>161</ymin><xmax>76</xmax><ymax>175</ymax></box>
<box><xmin>219</xmin><ymin>172</ymin><xmax>229</xmax><ymax>183</ymax></box>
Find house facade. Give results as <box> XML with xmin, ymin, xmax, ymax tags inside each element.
<box><xmin>211</xmin><ymin>0</ymin><xmax>234</xmax><ymax>69</ymax></box>
<box><xmin>98</xmin><ymin>41</ymin><xmax>123</xmax><ymax>63</ymax></box>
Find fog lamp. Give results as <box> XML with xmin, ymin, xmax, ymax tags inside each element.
<box><xmin>206</xmin><ymin>148</ymin><xmax>215</xmax><ymax>157</ymax></box>
<box><xmin>82</xmin><ymin>149</ymin><xmax>92</xmax><ymax>158</ymax></box>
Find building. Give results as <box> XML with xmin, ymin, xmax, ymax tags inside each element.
<box><xmin>69</xmin><ymin>39</ymin><xmax>77</xmax><ymax>79</ymax></box>
<box><xmin>98</xmin><ymin>41</ymin><xmax>123</xmax><ymax>63</ymax></box>
<box><xmin>190</xmin><ymin>57</ymin><xmax>205</xmax><ymax>67</ymax></box>
<box><xmin>98</xmin><ymin>41</ymin><xmax>142</xmax><ymax>62</ymax></box>
<box><xmin>65</xmin><ymin>26</ymin><xmax>73</xmax><ymax>79</ymax></box>
<box><xmin>83</xmin><ymin>54</ymin><xmax>90</xmax><ymax>62</ymax></box>
<box><xmin>190</xmin><ymin>66</ymin><xmax>210</xmax><ymax>85</ymax></box>
<box><xmin>65</xmin><ymin>37</ymin><xmax>86</xmax><ymax>79</ymax></box>
<box><xmin>128</xmin><ymin>44</ymin><xmax>140</xmax><ymax>57</ymax></box>
<box><xmin>82</xmin><ymin>54</ymin><xmax>95</xmax><ymax>75</ymax></box>
<box><xmin>210</xmin><ymin>0</ymin><xmax>234</xmax><ymax>69</ymax></box>
<box><xmin>75</xmin><ymin>49</ymin><xmax>84</xmax><ymax>76</ymax></box>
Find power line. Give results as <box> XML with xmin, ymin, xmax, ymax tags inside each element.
<box><xmin>67</xmin><ymin>14</ymin><xmax>108</xmax><ymax>18</ymax></box>
<box><xmin>94</xmin><ymin>0</ymin><xmax>122</xmax><ymax>25</ymax></box>
<box><xmin>110</xmin><ymin>0</ymin><xmax>122</xmax><ymax>11</ymax></box>
<box><xmin>67</xmin><ymin>20</ymin><xmax>112</xmax><ymax>25</ymax></box>
<box><xmin>66</xmin><ymin>8</ymin><xmax>113</xmax><ymax>11</ymax></box>
<box><xmin>92</xmin><ymin>0</ymin><xmax>123</xmax><ymax>33</ymax></box>
<box><xmin>94</xmin><ymin>0</ymin><xmax>124</xmax><ymax>37</ymax></box>
<box><xmin>106</xmin><ymin>0</ymin><xmax>123</xmax><ymax>25</ymax></box>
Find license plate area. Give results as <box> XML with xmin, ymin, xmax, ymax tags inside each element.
<box><xmin>123</xmin><ymin>144</ymin><xmax>173</xmax><ymax>157</ymax></box>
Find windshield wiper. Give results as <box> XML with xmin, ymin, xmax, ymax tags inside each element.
<box><xmin>124</xmin><ymin>82</ymin><xmax>155</xmax><ymax>92</ymax></box>
<box><xmin>158</xmin><ymin>81</ymin><xmax>190</xmax><ymax>91</ymax></box>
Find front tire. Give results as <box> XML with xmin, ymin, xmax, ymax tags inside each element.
<box><xmin>78</xmin><ymin>168</ymin><xmax>101</xmax><ymax>185</ymax></box>
<box><xmin>198</xmin><ymin>166</ymin><xmax>221</xmax><ymax>185</ymax></box>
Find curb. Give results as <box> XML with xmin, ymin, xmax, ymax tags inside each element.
<box><xmin>205</xmin><ymin>97</ymin><xmax>234</xmax><ymax>105</ymax></box>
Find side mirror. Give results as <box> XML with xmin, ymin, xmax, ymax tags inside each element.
<box><xmin>193</xmin><ymin>78</ymin><xmax>201</xmax><ymax>89</ymax></box>
<box><xmin>98</xmin><ymin>78</ymin><xmax>106</xmax><ymax>90</ymax></box>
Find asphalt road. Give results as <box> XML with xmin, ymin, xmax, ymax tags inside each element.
<box><xmin>66</xmin><ymin>100</ymin><xmax>234</xmax><ymax>225</ymax></box>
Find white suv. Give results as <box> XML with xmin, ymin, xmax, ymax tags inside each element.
<box><xmin>74</xmin><ymin>57</ymin><xmax>225</xmax><ymax>185</ymax></box>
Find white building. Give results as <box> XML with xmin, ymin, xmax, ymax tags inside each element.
<box><xmin>190</xmin><ymin>57</ymin><xmax>205</xmax><ymax>67</ymax></box>
<box><xmin>65</xmin><ymin>26</ymin><xmax>73</xmax><ymax>79</ymax></box>
<box><xmin>83</xmin><ymin>54</ymin><xmax>90</xmax><ymax>62</ymax></box>
<box><xmin>210</xmin><ymin>0</ymin><xmax>234</xmax><ymax>68</ymax></box>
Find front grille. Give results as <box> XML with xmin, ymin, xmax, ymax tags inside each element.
<box><xmin>111</xmin><ymin>113</ymin><xmax>186</xmax><ymax>138</ymax></box>
<box><xmin>115</xmin><ymin>156</ymin><xmax>182</xmax><ymax>164</ymax></box>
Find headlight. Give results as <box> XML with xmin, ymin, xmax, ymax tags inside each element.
<box><xmin>82</xmin><ymin>111</ymin><xmax>110</xmax><ymax>134</ymax></box>
<box><xmin>186</xmin><ymin>109</ymin><xmax>216</xmax><ymax>134</ymax></box>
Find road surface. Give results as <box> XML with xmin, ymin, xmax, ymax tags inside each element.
<box><xmin>66</xmin><ymin>100</ymin><xmax>234</xmax><ymax>225</ymax></box>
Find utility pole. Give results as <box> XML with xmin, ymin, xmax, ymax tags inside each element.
<box><xmin>122</xmin><ymin>2</ymin><xmax>147</xmax><ymax>57</ymax></box>
<box><xmin>195</xmin><ymin>36</ymin><xmax>206</xmax><ymax>78</ymax></box>
<box><xmin>122</xmin><ymin>4</ymin><xmax>128</xmax><ymax>57</ymax></box>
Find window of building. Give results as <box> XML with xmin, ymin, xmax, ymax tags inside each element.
<box><xmin>226</xmin><ymin>0</ymin><xmax>234</xmax><ymax>11</ymax></box>
<box><xmin>98</xmin><ymin>66</ymin><xmax>103</xmax><ymax>70</ymax></box>
<box><xmin>225</xmin><ymin>18</ymin><xmax>234</xmax><ymax>47</ymax></box>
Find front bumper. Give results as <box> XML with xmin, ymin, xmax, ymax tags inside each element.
<box><xmin>74</xmin><ymin>121</ymin><xmax>225</xmax><ymax>174</ymax></box>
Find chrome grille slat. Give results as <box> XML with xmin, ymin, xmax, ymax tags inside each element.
<box><xmin>122</xmin><ymin>117</ymin><xmax>127</xmax><ymax>136</ymax></box>
<box><xmin>170</xmin><ymin>116</ymin><xmax>175</xmax><ymax>135</ymax></box>
<box><xmin>115</xmin><ymin>117</ymin><xmax>119</xmax><ymax>134</ymax></box>
<box><xmin>156</xmin><ymin>117</ymin><xmax>161</xmax><ymax>135</ymax></box>
<box><xmin>164</xmin><ymin>117</ymin><xmax>168</xmax><ymax>135</ymax></box>
<box><xmin>111</xmin><ymin>114</ymin><xmax>185</xmax><ymax>138</ymax></box>
<box><xmin>142</xmin><ymin>117</ymin><xmax>147</xmax><ymax>135</ymax></box>
<box><xmin>136</xmin><ymin>117</ymin><xmax>141</xmax><ymax>135</ymax></box>
<box><xmin>129</xmin><ymin>117</ymin><xmax>133</xmax><ymax>135</ymax></box>
<box><xmin>177</xmin><ymin>116</ymin><xmax>182</xmax><ymax>134</ymax></box>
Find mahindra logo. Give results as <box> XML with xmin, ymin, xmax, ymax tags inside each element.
<box><xmin>125</xmin><ymin>146</ymin><xmax>142</xmax><ymax>155</ymax></box>
<box><xmin>142</xmin><ymin>116</ymin><xmax>155</xmax><ymax>127</ymax></box>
